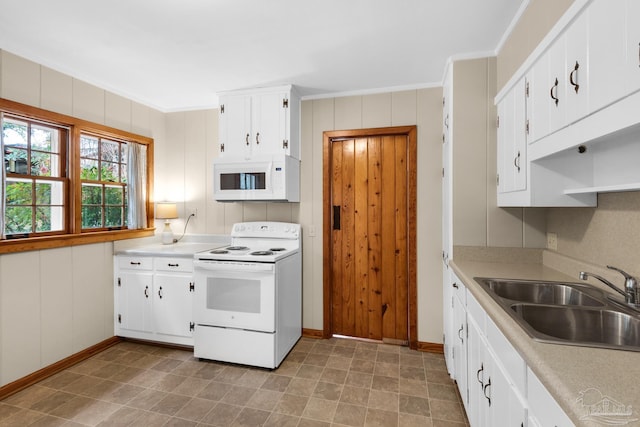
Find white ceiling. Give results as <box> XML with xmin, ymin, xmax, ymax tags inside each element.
<box><xmin>0</xmin><ymin>0</ymin><xmax>526</xmax><ymax>112</ymax></box>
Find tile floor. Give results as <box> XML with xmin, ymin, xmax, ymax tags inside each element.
<box><xmin>0</xmin><ymin>337</ymin><xmax>469</xmax><ymax>426</ymax></box>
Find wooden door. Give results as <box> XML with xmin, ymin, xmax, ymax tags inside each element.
<box><xmin>323</xmin><ymin>126</ymin><xmax>417</xmax><ymax>346</ymax></box>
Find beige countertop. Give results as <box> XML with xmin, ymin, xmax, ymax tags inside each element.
<box><xmin>115</xmin><ymin>236</ymin><xmax>230</xmax><ymax>257</ymax></box>
<box><xmin>450</xmin><ymin>252</ymin><xmax>640</xmax><ymax>426</ymax></box>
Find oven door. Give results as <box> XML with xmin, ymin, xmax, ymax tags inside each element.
<box><xmin>194</xmin><ymin>260</ymin><xmax>275</xmax><ymax>332</ymax></box>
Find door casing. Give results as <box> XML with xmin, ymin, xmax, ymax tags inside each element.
<box><xmin>322</xmin><ymin>126</ymin><xmax>418</xmax><ymax>349</ymax></box>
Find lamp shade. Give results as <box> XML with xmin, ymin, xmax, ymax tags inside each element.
<box><xmin>156</xmin><ymin>202</ymin><xmax>178</xmax><ymax>219</ymax></box>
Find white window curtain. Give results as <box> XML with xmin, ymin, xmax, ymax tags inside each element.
<box><xmin>0</xmin><ymin>112</ymin><xmax>5</xmax><ymax>240</ymax></box>
<box><xmin>127</xmin><ymin>142</ymin><xmax>147</xmax><ymax>229</ymax></box>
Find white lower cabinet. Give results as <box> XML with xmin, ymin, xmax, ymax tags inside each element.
<box><xmin>466</xmin><ymin>292</ymin><xmax>527</xmax><ymax>427</ymax></box>
<box><xmin>447</xmin><ymin>274</ymin><xmax>574</xmax><ymax>426</ymax></box>
<box><xmin>115</xmin><ymin>255</ymin><xmax>195</xmax><ymax>346</ymax></box>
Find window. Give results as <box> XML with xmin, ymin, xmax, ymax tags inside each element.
<box><xmin>1</xmin><ymin>98</ymin><xmax>154</xmax><ymax>251</ymax></box>
<box><xmin>3</xmin><ymin>115</ymin><xmax>68</xmax><ymax>237</ymax></box>
<box><xmin>80</xmin><ymin>134</ymin><xmax>127</xmax><ymax>230</ymax></box>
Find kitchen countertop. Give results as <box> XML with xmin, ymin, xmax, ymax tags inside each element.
<box><xmin>450</xmin><ymin>252</ymin><xmax>640</xmax><ymax>426</ymax></box>
<box><xmin>115</xmin><ymin>238</ymin><xmax>229</xmax><ymax>257</ymax></box>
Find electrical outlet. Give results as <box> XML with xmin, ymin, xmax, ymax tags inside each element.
<box><xmin>308</xmin><ymin>225</ymin><xmax>316</xmax><ymax>237</ymax></box>
<box><xmin>189</xmin><ymin>208</ymin><xmax>197</xmax><ymax>218</ymax></box>
<box><xmin>546</xmin><ymin>232</ymin><xmax>558</xmax><ymax>250</ymax></box>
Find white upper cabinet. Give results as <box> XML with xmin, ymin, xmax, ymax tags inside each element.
<box><xmin>495</xmin><ymin>0</ymin><xmax>640</xmax><ymax>206</ymax></box>
<box><xmin>588</xmin><ymin>0</ymin><xmax>627</xmax><ymax>113</ymax></box>
<box><xmin>626</xmin><ymin>0</ymin><xmax>640</xmax><ymax>94</ymax></box>
<box><xmin>497</xmin><ymin>77</ymin><xmax>527</xmax><ymax>202</ymax></box>
<box><xmin>218</xmin><ymin>85</ymin><xmax>300</xmax><ymax>160</ymax></box>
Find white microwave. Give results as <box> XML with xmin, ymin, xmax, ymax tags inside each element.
<box><xmin>213</xmin><ymin>154</ymin><xmax>300</xmax><ymax>202</ymax></box>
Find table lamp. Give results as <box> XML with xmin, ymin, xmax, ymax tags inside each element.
<box><xmin>156</xmin><ymin>202</ymin><xmax>178</xmax><ymax>244</ymax></box>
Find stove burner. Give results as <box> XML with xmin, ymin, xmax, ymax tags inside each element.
<box><xmin>270</xmin><ymin>248</ymin><xmax>286</xmax><ymax>252</ymax></box>
<box><xmin>227</xmin><ymin>246</ymin><xmax>249</xmax><ymax>251</ymax></box>
<box><xmin>251</xmin><ymin>251</ymin><xmax>274</xmax><ymax>256</ymax></box>
<box><xmin>210</xmin><ymin>249</ymin><xmax>229</xmax><ymax>254</ymax></box>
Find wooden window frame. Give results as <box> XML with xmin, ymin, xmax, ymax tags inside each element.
<box><xmin>1</xmin><ymin>98</ymin><xmax>155</xmax><ymax>254</ymax></box>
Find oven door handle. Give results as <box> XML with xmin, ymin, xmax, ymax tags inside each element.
<box><xmin>194</xmin><ymin>260</ymin><xmax>275</xmax><ymax>272</ymax></box>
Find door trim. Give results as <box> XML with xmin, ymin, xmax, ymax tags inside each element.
<box><xmin>322</xmin><ymin>126</ymin><xmax>418</xmax><ymax>349</ymax></box>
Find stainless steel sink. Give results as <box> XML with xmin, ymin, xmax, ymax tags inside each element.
<box><xmin>482</xmin><ymin>279</ymin><xmax>604</xmax><ymax>307</ymax></box>
<box><xmin>474</xmin><ymin>277</ymin><xmax>640</xmax><ymax>351</ymax></box>
<box><xmin>511</xmin><ymin>303</ymin><xmax>640</xmax><ymax>349</ymax></box>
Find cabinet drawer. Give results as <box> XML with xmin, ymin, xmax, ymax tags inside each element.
<box><xmin>154</xmin><ymin>257</ymin><xmax>193</xmax><ymax>273</ymax></box>
<box><xmin>117</xmin><ymin>256</ymin><xmax>153</xmax><ymax>270</ymax></box>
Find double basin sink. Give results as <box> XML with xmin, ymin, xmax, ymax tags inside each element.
<box><xmin>474</xmin><ymin>277</ymin><xmax>640</xmax><ymax>351</ymax></box>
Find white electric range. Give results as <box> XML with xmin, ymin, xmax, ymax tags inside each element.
<box><xmin>192</xmin><ymin>221</ymin><xmax>301</xmax><ymax>368</ymax></box>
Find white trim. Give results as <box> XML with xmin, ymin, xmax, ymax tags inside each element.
<box><xmin>300</xmin><ymin>82</ymin><xmax>440</xmax><ymax>101</ymax></box>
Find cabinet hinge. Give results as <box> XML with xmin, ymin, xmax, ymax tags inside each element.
<box><xmin>282</xmin><ymin>139</ymin><xmax>289</xmax><ymax>149</ymax></box>
<box><xmin>190</xmin><ymin>322</ymin><xmax>195</xmax><ymax>332</ymax></box>
<box><xmin>118</xmin><ymin>314</ymin><xmax>122</xmax><ymax>324</ymax></box>
<box><xmin>220</xmin><ymin>104</ymin><xmax>224</xmax><ymax>114</ymax></box>
<box><xmin>442</xmin><ymin>133</ymin><xmax>445</xmax><ymax>144</ymax></box>
<box><xmin>525</xmin><ymin>81</ymin><xmax>530</xmax><ymax>97</ymax></box>
<box><xmin>497</xmin><ymin>174</ymin><xmax>500</xmax><ymax>187</ymax></box>
<box><xmin>117</xmin><ymin>277</ymin><xmax>121</xmax><ymax>287</ymax></box>
<box><xmin>496</xmin><ymin>116</ymin><xmax>500</xmax><ymax>128</ymax></box>
<box><xmin>442</xmin><ymin>167</ymin><xmax>445</xmax><ymax>178</ymax></box>
<box><xmin>525</xmin><ymin>119</ymin><xmax>530</xmax><ymax>134</ymax></box>
<box><xmin>220</xmin><ymin>143</ymin><xmax>225</xmax><ymax>153</ymax></box>
<box><xmin>442</xmin><ymin>96</ymin><xmax>445</xmax><ymax>107</ymax></box>
<box><xmin>189</xmin><ymin>282</ymin><xmax>195</xmax><ymax>292</ymax></box>
<box><xmin>283</xmin><ymin>98</ymin><xmax>289</xmax><ymax>108</ymax></box>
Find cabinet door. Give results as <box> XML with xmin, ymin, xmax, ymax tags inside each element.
<box><xmin>219</xmin><ymin>95</ymin><xmax>252</xmax><ymax>158</ymax></box>
<box><xmin>485</xmin><ymin>353</ymin><xmax>527</xmax><ymax>427</ymax></box>
<box><xmin>154</xmin><ymin>273</ymin><xmax>194</xmax><ymax>338</ymax></box>
<box><xmin>466</xmin><ymin>314</ymin><xmax>486</xmax><ymax>426</ymax></box>
<box><xmin>117</xmin><ymin>271</ymin><xmax>153</xmax><ymax>333</ymax></box>
<box><xmin>529</xmin><ymin>51</ymin><xmax>550</xmax><ymax>142</ymax></box>
<box><xmin>452</xmin><ymin>291</ymin><xmax>468</xmax><ymax>410</ymax></box>
<box><xmin>564</xmin><ymin>8</ymin><xmax>589</xmax><ymax>125</ymax></box>
<box><xmin>251</xmin><ymin>91</ymin><xmax>289</xmax><ymax>157</ymax></box>
<box><xmin>547</xmin><ymin>36</ymin><xmax>566</xmax><ymax>135</ymax></box>
<box><xmin>588</xmin><ymin>0</ymin><xmax>627</xmax><ymax>113</ymax></box>
<box><xmin>497</xmin><ymin>79</ymin><xmax>526</xmax><ymax>194</ymax></box>
<box><xmin>627</xmin><ymin>0</ymin><xmax>640</xmax><ymax>94</ymax></box>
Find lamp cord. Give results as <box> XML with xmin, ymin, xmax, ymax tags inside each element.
<box><xmin>173</xmin><ymin>213</ymin><xmax>195</xmax><ymax>243</ymax></box>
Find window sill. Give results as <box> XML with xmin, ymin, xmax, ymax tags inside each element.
<box><xmin>0</xmin><ymin>228</ymin><xmax>156</xmax><ymax>254</ymax></box>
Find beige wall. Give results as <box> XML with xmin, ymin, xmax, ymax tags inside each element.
<box><xmin>451</xmin><ymin>57</ymin><xmax>546</xmax><ymax>250</ymax></box>
<box><xmin>497</xmin><ymin>0</ymin><xmax>575</xmax><ymax>92</ymax></box>
<box><xmin>0</xmin><ymin>49</ymin><xmax>165</xmax><ymax>386</ymax></box>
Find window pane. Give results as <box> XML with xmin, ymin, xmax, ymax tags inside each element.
<box><xmin>105</xmin><ymin>186</ymin><xmax>123</xmax><ymax>205</ymax></box>
<box><xmin>82</xmin><ymin>206</ymin><xmax>103</xmax><ymax>228</ymax></box>
<box><xmin>2</xmin><ymin>119</ymin><xmax>27</xmax><ymax>147</ymax></box>
<box><xmin>31</xmin><ymin>152</ymin><xmax>52</xmax><ymax>176</ymax></box>
<box><xmin>81</xmin><ymin>159</ymin><xmax>99</xmax><ymax>180</ymax></box>
<box><xmin>101</xmin><ymin>161</ymin><xmax>119</xmax><ymax>182</ymax></box>
<box><xmin>80</xmin><ymin>135</ymin><xmax>99</xmax><ymax>159</ymax></box>
<box><xmin>105</xmin><ymin>206</ymin><xmax>123</xmax><ymax>227</ymax></box>
<box><xmin>82</xmin><ymin>184</ymin><xmax>102</xmax><ymax>204</ymax></box>
<box><xmin>31</xmin><ymin>125</ymin><xmax>55</xmax><ymax>152</ymax></box>
<box><xmin>5</xmin><ymin>206</ymin><xmax>32</xmax><ymax>234</ymax></box>
<box><xmin>5</xmin><ymin>148</ymin><xmax>29</xmax><ymax>174</ymax></box>
<box><xmin>35</xmin><ymin>206</ymin><xmax>65</xmax><ymax>232</ymax></box>
<box><xmin>101</xmin><ymin>139</ymin><xmax>120</xmax><ymax>162</ymax></box>
<box><xmin>5</xmin><ymin>179</ymin><xmax>32</xmax><ymax>205</ymax></box>
<box><xmin>35</xmin><ymin>181</ymin><xmax>52</xmax><ymax>204</ymax></box>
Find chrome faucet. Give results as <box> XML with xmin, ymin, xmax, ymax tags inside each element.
<box><xmin>579</xmin><ymin>265</ymin><xmax>640</xmax><ymax>306</ymax></box>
